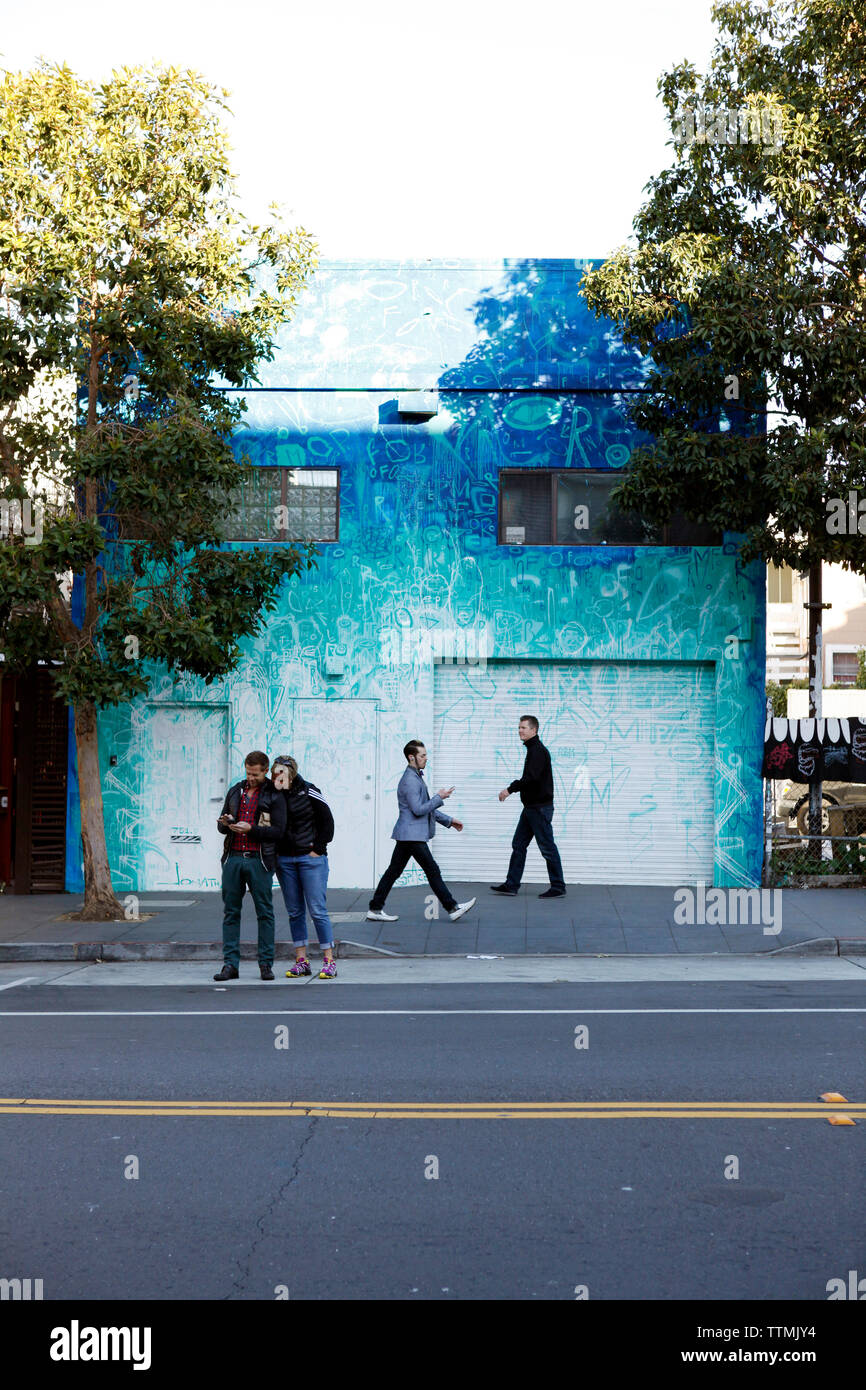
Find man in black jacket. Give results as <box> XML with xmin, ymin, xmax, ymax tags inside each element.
<box><xmin>214</xmin><ymin>751</ymin><xmax>287</xmax><ymax>981</ymax></box>
<box><xmin>491</xmin><ymin>715</ymin><xmax>566</xmax><ymax>898</ymax></box>
<box><xmin>272</xmin><ymin>756</ymin><xmax>338</xmax><ymax>979</ymax></box>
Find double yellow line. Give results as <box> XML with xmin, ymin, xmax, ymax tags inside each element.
<box><xmin>0</xmin><ymin>1098</ymin><xmax>861</xmax><ymax>1121</ymax></box>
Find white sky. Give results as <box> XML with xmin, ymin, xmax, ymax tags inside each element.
<box><xmin>1</xmin><ymin>0</ymin><xmax>717</xmax><ymax>259</ymax></box>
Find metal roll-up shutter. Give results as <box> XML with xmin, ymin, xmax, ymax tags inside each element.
<box><xmin>14</xmin><ymin>667</ymin><xmax>69</xmax><ymax>893</ymax></box>
<box><xmin>432</xmin><ymin>661</ymin><xmax>716</xmax><ymax>886</ymax></box>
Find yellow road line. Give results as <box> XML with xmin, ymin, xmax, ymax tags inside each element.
<box><xmin>0</xmin><ymin>1108</ymin><xmax>859</xmax><ymax>1119</ymax></box>
<box><xmin>0</xmin><ymin>1100</ymin><xmax>860</xmax><ymax>1121</ymax></box>
<box><xmin>1</xmin><ymin>1098</ymin><xmax>864</xmax><ymax>1111</ymax></box>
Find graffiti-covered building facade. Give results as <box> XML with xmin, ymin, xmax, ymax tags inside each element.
<box><xmin>66</xmin><ymin>259</ymin><xmax>766</xmax><ymax>893</ymax></box>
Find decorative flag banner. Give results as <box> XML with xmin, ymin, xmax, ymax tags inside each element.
<box><xmin>762</xmin><ymin>716</ymin><xmax>866</xmax><ymax>782</ymax></box>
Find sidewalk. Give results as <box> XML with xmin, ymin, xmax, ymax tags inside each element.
<box><xmin>0</xmin><ymin>883</ymin><xmax>864</xmax><ymax>959</ymax></box>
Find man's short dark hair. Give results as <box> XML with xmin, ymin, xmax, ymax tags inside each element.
<box><xmin>519</xmin><ymin>715</ymin><xmax>539</xmax><ymax>732</ymax></box>
<box><xmin>403</xmin><ymin>739</ymin><xmax>425</xmax><ymax>761</ymax></box>
<box><xmin>245</xmin><ymin>751</ymin><xmax>270</xmax><ymax>770</ymax></box>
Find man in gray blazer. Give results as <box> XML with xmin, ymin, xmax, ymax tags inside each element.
<box><xmin>367</xmin><ymin>739</ymin><xmax>476</xmax><ymax>923</ymax></box>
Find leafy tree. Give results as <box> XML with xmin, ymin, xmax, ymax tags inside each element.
<box><xmin>0</xmin><ymin>63</ymin><xmax>317</xmax><ymax>917</ymax></box>
<box><xmin>765</xmin><ymin>681</ymin><xmax>788</xmax><ymax>716</ymax></box>
<box><xmin>581</xmin><ymin>0</ymin><xmax>866</xmax><ymax>624</ymax></box>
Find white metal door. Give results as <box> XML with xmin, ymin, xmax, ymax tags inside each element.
<box><xmin>138</xmin><ymin>704</ymin><xmax>229</xmax><ymax>890</ymax></box>
<box><xmin>432</xmin><ymin>662</ymin><xmax>716</xmax><ymax>885</ymax></box>
<box><xmin>290</xmin><ymin>699</ymin><xmax>378</xmax><ymax>888</ymax></box>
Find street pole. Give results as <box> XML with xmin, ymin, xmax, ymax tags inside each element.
<box><xmin>764</xmin><ymin>694</ymin><xmax>774</xmax><ymax>886</ymax></box>
<box><xmin>806</xmin><ymin>561</ymin><xmax>828</xmax><ymax>840</ymax></box>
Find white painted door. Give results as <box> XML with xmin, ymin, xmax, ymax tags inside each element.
<box><xmin>290</xmin><ymin>700</ymin><xmax>378</xmax><ymax>888</ymax></box>
<box><xmin>138</xmin><ymin>704</ymin><xmax>229</xmax><ymax>890</ymax></box>
<box><xmin>432</xmin><ymin>662</ymin><xmax>716</xmax><ymax>885</ymax></box>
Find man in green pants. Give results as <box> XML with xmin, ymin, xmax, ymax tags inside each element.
<box><xmin>214</xmin><ymin>751</ymin><xmax>287</xmax><ymax>981</ymax></box>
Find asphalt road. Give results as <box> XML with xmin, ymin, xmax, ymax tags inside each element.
<box><xmin>1</xmin><ymin>972</ymin><xmax>864</xmax><ymax>1301</ymax></box>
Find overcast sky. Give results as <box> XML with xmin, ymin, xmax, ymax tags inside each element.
<box><xmin>1</xmin><ymin>0</ymin><xmax>717</xmax><ymax>260</ymax></box>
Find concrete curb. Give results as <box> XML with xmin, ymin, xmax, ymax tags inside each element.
<box><xmin>0</xmin><ymin>942</ymin><xmax>328</xmax><ymax>963</ymax></box>
<box><xmin>338</xmin><ymin>940</ymin><xmax>403</xmax><ymax>957</ymax></box>
<box><xmin>766</xmin><ymin>936</ymin><xmax>839</xmax><ymax>956</ymax></box>
<box><xmin>0</xmin><ymin>936</ymin><xmax>862</xmax><ymax>961</ymax></box>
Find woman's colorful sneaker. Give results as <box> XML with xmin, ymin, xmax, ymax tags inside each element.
<box><xmin>286</xmin><ymin>957</ymin><xmax>311</xmax><ymax>977</ymax></box>
<box><xmin>318</xmin><ymin>959</ymin><xmax>337</xmax><ymax>979</ymax></box>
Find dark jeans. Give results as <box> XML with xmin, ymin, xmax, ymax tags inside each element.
<box><xmin>370</xmin><ymin>840</ymin><xmax>458</xmax><ymax>913</ymax></box>
<box><xmin>221</xmin><ymin>853</ymin><xmax>276</xmax><ymax>968</ymax></box>
<box><xmin>506</xmin><ymin>803</ymin><xmax>565</xmax><ymax>892</ymax></box>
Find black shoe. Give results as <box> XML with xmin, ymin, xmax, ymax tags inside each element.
<box><xmin>259</xmin><ymin>965</ymin><xmax>275</xmax><ymax>980</ymax></box>
<box><xmin>490</xmin><ymin>884</ymin><xmax>518</xmax><ymax>895</ymax></box>
<box><xmin>538</xmin><ymin>888</ymin><xmax>566</xmax><ymax>898</ymax></box>
<box><xmin>213</xmin><ymin>964</ymin><xmax>239</xmax><ymax>981</ymax></box>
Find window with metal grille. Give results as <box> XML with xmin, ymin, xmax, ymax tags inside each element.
<box><xmin>223</xmin><ymin>468</ymin><xmax>339</xmax><ymax>542</ymax></box>
<box><xmin>498</xmin><ymin>471</ymin><xmax>720</xmax><ymax>546</ymax></box>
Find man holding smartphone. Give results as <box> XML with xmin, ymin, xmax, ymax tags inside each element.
<box><xmin>367</xmin><ymin>739</ymin><xmax>475</xmax><ymax>923</ymax></box>
<box><xmin>214</xmin><ymin>751</ymin><xmax>287</xmax><ymax>981</ymax></box>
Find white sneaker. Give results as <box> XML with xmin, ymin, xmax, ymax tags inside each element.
<box><xmin>449</xmin><ymin>898</ymin><xmax>476</xmax><ymax>922</ymax></box>
<box><xmin>366</xmin><ymin>909</ymin><xmax>398</xmax><ymax>921</ymax></box>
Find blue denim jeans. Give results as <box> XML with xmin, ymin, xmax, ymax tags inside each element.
<box><xmin>275</xmin><ymin>854</ymin><xmax>334</xmax><ymax>948</ymax></box>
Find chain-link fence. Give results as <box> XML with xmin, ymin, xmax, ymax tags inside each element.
<box><xmin>764</xmin><ymin>780</ymin><xmax>866</xmax><ymax>885</ymax></box>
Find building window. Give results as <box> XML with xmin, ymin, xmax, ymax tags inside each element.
<box><xmin>767</xmin><ymin>563</ymin><xmax>793</xmax><ymax>604</ymax></box>
<box><xmin>832</xmin><ymin>651</ymin><xmax>859</xmax><ymax>686</ymax></box>
<box><xmin>498</xmin><ymin>470</ymin><xmax>721</xmax><ymax>546</ymax></box>
<box><xmin>224</xmin><ymin>467</ymin><xmax>339</xmax><ymax>542</ymax></box>
<box><xmin>500</xmin><ymin>471</ymin><xmax>553</xmax><ymax>545</ymax></box>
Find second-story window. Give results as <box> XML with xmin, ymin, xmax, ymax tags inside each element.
<box><xmin>499</xmin><ymin>470</ymin><xmax>721</xmax><ymax>546</ymax></box>
<box><xmin>224</xmin><ymin>467</ymin><xmax>339</xmax><ymax>542</ymax></box>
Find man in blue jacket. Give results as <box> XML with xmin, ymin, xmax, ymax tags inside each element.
<box><xmin>367</xmin><ymin>739</ymin><xmax>476</xmax><ymax>923</ymax></box>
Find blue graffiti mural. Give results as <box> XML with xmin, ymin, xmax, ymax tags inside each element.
<box><xmin>67</xmin><ymin>260</ymin><xmax>765</xmax><ymax>892</ymax></box>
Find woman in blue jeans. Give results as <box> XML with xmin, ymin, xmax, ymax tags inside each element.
<box><xmin>271</xmin><ymin>756</ymin><xmax>337</xmax><ymax>979</ymax></box>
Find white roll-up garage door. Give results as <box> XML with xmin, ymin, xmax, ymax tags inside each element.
<box><xmin>431</xmin><ymin>662</ymin><xmax>716</xmax><ymax>885</ymax></box>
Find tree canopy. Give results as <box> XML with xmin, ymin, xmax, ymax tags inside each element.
<box><xmin>581</xmin><ymin>0</ymin><xmax>866</xmax><ymax>575</ymax></box>
<box><xmin>0</xmin><ymin>62</ymin><xmax>318</xmax><ymax>913</ymax></box>
<box><xmin>0</xmin><ymin>61</ymin><xmax>318</xmax><ymax>703</ymax></box>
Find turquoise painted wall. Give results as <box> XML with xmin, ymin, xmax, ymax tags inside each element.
<box><xmin>66</xmin><ymin>261</ymin><xmax>765</xmax><ymax>892</ymax></box>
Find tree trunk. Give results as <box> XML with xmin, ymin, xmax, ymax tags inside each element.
<box><xmin>70</xmin><ymin>699</ymin><xmax>124</xmax><ymax>921</ymax></box>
